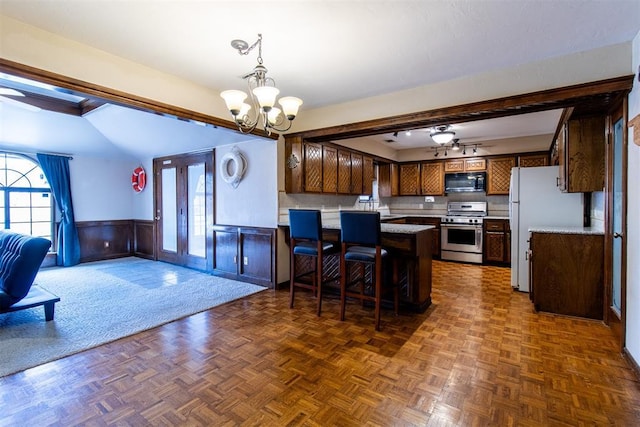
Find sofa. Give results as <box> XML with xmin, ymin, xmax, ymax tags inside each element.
<box><xmin>0</xmin><ymin>230</ymin><xmax>59</xmax><ymax>321</ymax></box>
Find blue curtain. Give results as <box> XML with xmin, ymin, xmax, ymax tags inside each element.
<box><xmin>36</xmin><ymin>153</ymin><xmax>80</xmax><ymax>266</ymax></box>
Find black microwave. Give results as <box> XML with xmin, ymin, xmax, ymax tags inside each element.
<box><xmin>444</xmin><ymin>172</ymin><xmax>486</xmax><ymax>193</ymax></box>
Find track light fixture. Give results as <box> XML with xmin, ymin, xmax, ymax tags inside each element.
<box><xmin>473</xmin><ymin>144</ymin><xmax>478</xmax><ymax>154</ymax></box>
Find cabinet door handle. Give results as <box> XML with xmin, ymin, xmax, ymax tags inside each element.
<box><xmin>556</xmin><ymin>177</ymin><xmax>560</xmax><ymax>187</ymax></box>
<box><xmin>614</xmin><ymin>232</ymin><xmax>622</xmax><ymax>239</ymax></box>
<box><xmin>233</xmin><ymin>255</ymin><xmax>237</xmax><ymax>264</ymax></box>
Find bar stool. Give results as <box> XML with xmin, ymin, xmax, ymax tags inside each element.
<box><xmin>339</xmin><ymin>211</ymin><xmax>399</xmax><ymax>331</ymax></box>
<box><xmin>288</xmin><ymin>209</ymin><xmax>339</xmax><ymax>316</ymax></box>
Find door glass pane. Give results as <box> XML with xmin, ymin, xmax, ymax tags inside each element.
<box><xmin>162</xmin><ymin>167</ymin><xmax>178</xmax><ymax>253</ymax></box>
<box><xmin>187</xmin><ymin>163</ymin><xmax>205</xmax><ymax>257</ymax></box>
<box><xmin>612</xmin><ymin>118</ymin><xmax>623</xmax><ymax>312</ymax></box>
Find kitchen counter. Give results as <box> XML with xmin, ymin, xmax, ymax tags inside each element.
<box><xmin>293</xmin><ymin>220</ymin><xmax>435</xmax><ymax>234</ymax></box>
<box><xmin>484</xmin><ymin>216</ymin><xmax>510</xmax><ymax>220</ymax></box>
<box><xmin>528</xmin><ymin>226</ymin><xmax>604</xmax><ymax>235</ymax></box>
<box><xmin>279</xmin><ymin>221</ymin><xmax>434</xmax><ymax>312</ymax></box>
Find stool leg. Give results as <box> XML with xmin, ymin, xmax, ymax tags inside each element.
<box><xmin>374</xmin><ymin>248</ymin><xmax>382</xmax><ymax>331</ymax></box>
<box><xmin>393</xmin><ymin>259</ymin><xmax>399</xmax><ymax>316</ymax></box>
<box><xmin>340</xmin><ymin>243</ymin><xmax>347</xmax><ymax>321</ymax></box>
<box><xmin>289</xmin><ymin>246</ymin><xmax>296</xmax><ymax>309</ymax></box>
<box><xmin>316</xmin><ymin>244</ymin><xmax>323</xmax><ymax>316</ymax></box>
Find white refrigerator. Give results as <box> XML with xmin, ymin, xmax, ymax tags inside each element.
<box><xmin>509</xmin><ymin>166</ymin><xmax>584</xmax><ymax>292</ymax></box>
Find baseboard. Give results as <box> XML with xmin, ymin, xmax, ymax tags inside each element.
<box><xmin>623</xmin><ymin>348</ymin><xmax>640</xmax><ymax>380</ymax></box>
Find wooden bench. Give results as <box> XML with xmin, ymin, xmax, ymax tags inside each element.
<box><xmin>0</xmin><ymin>286</ymin><xmax>60</xmax><ymax>321</ymax></box>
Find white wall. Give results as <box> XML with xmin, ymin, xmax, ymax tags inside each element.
<box><xmin>70</xmin><ymin>154</ymin><xmax>138</xmax><ymax>221</ymax></box>
<box><xmin>215</xmin><ymin>139</ymin><xmax>278</xmax><ymax>228</ymax></box>
<box><xmin>626</xmin><ymin>30</ymin><xmax>640</xmax><ymax>364</ymax></box>
<box><xmin>131</xmin><ymin>157</ymin><xmax>154</xmax><ymax>221</ymax></box>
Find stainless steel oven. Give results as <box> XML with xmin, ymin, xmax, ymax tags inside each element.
<box><xmin>440</xmin><ymin>201</ymin><xmax>486</xmax><ymax>264</ymax></box>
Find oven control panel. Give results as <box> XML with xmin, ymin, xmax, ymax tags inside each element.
<box><xmin>442</xmin><ymin>217</ymin><xmax>483</xmax><ymax>225</ymax></box>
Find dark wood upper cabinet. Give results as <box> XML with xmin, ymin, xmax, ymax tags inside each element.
<box><xmin>399</xmin><ymin>163</ymin><xmax>421</xmax><ymax>195</ymax></box>
<box><xmin>420</xmin><ymin>161</ymin><xmax>444</xmax><ymax>196</ymax></box>
<box><xmin>518</xmin><ymin>153</ymin><xmax>549</xmax><ymax>168</ymax></box>
<box><xmin>337</xmin><ymin>149</ymin><xmax>351</xmax><ymax>194</ymax></box>
<box><xmin>486</xmin><ymin>156</ymin><xmax>516</xmax><ymax>195</ymax></box>
<box><xmin>378</xmin><ymin>163</ymin><xmax>399</xmax><ymax>197</ymax></box>
<box><xmin>557</xmin><ymin>115</ymin><xmax>605</xmax><ymax>193</ymax></box>
<box><xmin>303</xmin><ymin>142</ymin><xmax>323</xmax><ymax>193</ymax></box>
<box><xmin>350</xmin><ymin>153</ymin><xmax>363</xmax><ymax>194</ymax></box>
<box><xmin>362</xmin><ymin>156</ymin><xmax>374</xmax><ymax>195</ymax></box>
<box><xmin>322</xmin><ymin>145</ymin><xmax>338</xmax><ymax>193</ymax></box>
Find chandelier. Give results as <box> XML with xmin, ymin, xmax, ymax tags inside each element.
<box><xmin>220</xmin><ymin>34</ymin><xmax>303</xmax><ymax>135</ymax></box>
<box><xmin>430</xmin><ymin>125</ymin><xmax>456</xmax><ymax>145</ymax></box>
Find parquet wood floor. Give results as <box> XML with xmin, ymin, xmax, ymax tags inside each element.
<box><xmin>2</xmin><ymin>261</ymin><xmax>639</xmax><ymax>426</ymax></box>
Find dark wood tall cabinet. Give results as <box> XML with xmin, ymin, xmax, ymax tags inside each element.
<box><xmin>529</xmin><ymin>231</ymin><xmax>604</xmax><ymax>319</ymax></box>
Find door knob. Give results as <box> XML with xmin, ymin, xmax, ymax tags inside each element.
<box><xmin>155</xmin><ymin>216</ymin><xmax>160</xmax><ymax>220</ymax></box>
<box><xmin>614</xmin><ymin>232</ymin><xmax>622</xmax><ymax>239</ymax></box>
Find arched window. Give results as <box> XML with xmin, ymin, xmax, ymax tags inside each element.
<box><xmin>0</xmin><ymin>152</ymin><xmax>54</xmax><ymax>243</ymax></box>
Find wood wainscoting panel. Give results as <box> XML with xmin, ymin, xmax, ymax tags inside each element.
<box><xmin>133</xmin><ymin>220</ymin><xmax>155</xmax><ymax>259</ymax></box>
<box><xmin>76</xmin><ymin>220</ymin><xmax>133</xmax><ymax>263</ymax></box>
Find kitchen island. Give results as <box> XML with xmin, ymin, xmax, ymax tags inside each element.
<box><xmin>280</xmin><ymin>221</ymin><xmax>434</xmax><ymax>312</ymax></box>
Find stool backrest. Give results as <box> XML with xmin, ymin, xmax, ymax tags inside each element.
<box><xmin>289</xmin><ymin>209</ymin><xmax>322</xmax><ymax>241</ymax></box>
<box><xmin>340</xmin><ymin>211</ymin><xmax>381</xmax><ymax>246</ymax></box>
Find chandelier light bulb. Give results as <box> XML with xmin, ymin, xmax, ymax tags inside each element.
<box><xmin>267</xmin><ymin>107</ymin><xmax>282</xmax><ymax>125</ymax></box>
<box><xmin>220</xmin><ymin>90</ymin><xmax>248</xmax><ymax>116</ymax></box>
<box><xmin>252</xmin><ymin>86</ymin><xmax>280</xmax><ymax>111</ymax></box>
<box><xmin>279</xmin><ymin>96</ymin><xmax>303</xmax><ymax>119</ymax></box>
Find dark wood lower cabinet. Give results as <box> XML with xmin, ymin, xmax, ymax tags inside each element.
<box><xmin>406</xmin><ymin>217</ymin><xmax>440</xmax><ymax>259</ymax></box>
<box><xmin>529</xmin><ymin>231</ymin><xmax>604</xmax><ymax>319</ymax></box>
<box><xmin>212</xmin><ymin>225</ymin><xmax>276</xmax><ymax>288</ymax></box>
<box><xmin>483</xmin><ymin>219</ymin><xmax>510</xmax><ymax>266</ymax></box>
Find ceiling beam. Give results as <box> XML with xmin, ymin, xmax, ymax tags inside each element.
<box><xmin>0</xmin><ymin>58</ymin><xmax>278</xmax><ymax>140</ymax></box>
<box><xmin>288</xmin><ymin>75</ymin><xmax>635</xmax><ymax>142</ymax></box>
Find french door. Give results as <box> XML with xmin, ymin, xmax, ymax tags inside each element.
<box><xmin>606</xmin><ymin>102</ymin><xmax>627</xmax><ymax>350</ymax></box>
<box><xmin>154</xmin><ymin>151</ymin><xmax>214</xmax><ymax>271</ymax></box>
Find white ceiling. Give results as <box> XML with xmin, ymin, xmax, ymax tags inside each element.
<box><xmin>0</xmin><ymin>1</ymin><xmax>639</xmax><ymax>158</ymax></box>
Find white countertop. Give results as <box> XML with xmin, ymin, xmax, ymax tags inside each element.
<box><xmin>528</xmin><ymin>226</ymin><xmax>605</xmax><ymax>235</ymax></box>
<box><xmin>279</xmin><ymin>220</ymin><xmax>434</xmax><ymax>234</ymax></box>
